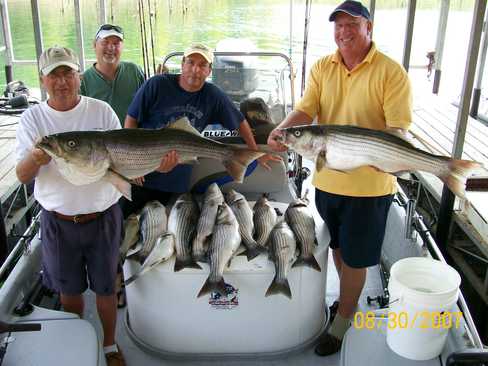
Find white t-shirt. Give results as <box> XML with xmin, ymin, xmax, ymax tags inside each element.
<box><xmin>15</xmin><ymin>96</ymin><xmax>122</xmax><ymax>215</ymax></box>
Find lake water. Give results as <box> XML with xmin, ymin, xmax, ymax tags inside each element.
<box><xmin>0</xmin><ymin>0</ymin><xmax>481</xmax><ymax>111</ymax></box>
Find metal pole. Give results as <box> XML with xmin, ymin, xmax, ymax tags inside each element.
<box><xmin>433</xmin><ymin>0</ymin><xmax>450</xmax><ymax>94</ymax></box>
<box><xmin>436</xmin><ymin>0</ymin><xmax>486</xmax><ymax>249</ymax></box>
<box><xmin>99</xmin><ymin>0</ymin><xmax>107</xmax><ymax>24</ymax></box>
<box><xmin>402</xmin><ymin>0</ymin><xmax>416</xmax><ymax>72</ymax></box>
<box><xmin>289</xmin><ymin>0</ymin><xmax>293</xmax><ymax>59</ymax></box>
<box><xmin>300</xmin><ymin>0</ymin><xmax>311</xmax><ymax>97</ymax></box>
<box><xmin>470</xmin><ymin>6</ymin><xmax>488</xmax><ymax>118</ymax></box>
<box><xmin>0</xmin><ymin>0</ymin><xmax>14</xmax><ymax>75</ymax></box>
<box><xmin>0</xmin><ymin>205</ymin><xmax>7</xmax><ymax>266</ymax></box>
<box><xmin>369</xmin><ymin>0</ymin><xmax>376</xmax><ymax>39</ymax></box>
<box><xmin>74</xmin><ymin>0</ymin><xmax>85</xmax><ymax>72</ymax></box>
<box><xmin>30</xmin><ymin>0</ymin><xmax>46</xmax><ymax>100</ymax></box>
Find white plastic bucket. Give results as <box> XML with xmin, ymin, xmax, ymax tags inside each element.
<box><xmin>386</xmin><ymin>257</ymin><xmax>461</xmax><ymax>360</ymax></box>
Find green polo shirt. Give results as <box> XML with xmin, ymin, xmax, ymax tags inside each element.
<box><xmin>80</xmin><ymin>61</ymin><xmax>145</xmax><ymax>125</ymax></box>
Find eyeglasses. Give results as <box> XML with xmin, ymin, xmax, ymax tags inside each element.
<box><xmin>96</xmin><ymin>24</ymin><xmax>124</xmax><ymax>37</ymax></box>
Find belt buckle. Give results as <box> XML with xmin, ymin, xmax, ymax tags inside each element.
<box><xmin>73</xmin><ymin>215</ymin><xmax>81</xmax><ymax>224</ymax></box>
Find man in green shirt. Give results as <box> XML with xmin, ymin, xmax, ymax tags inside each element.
<box><xmin>80</xmin><ymin>24</ymin><xmax>145</xmax><ymax>125</ymax></box>
<box><xmin>80</xmin><ymin>24</ymin><xmax>145</xmax><ymax>310</ymax></box>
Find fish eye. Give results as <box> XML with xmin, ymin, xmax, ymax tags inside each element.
<box><xmin>293</xmin><ymin>130</ymin><xmax>301</xmax><ymax>137</ymax></box>
<box><xmin>67</xmin><ymin>140</ymin><xmax>77</xmax><ymax>148</ymax></box>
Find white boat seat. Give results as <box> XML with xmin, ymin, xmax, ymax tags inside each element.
<box><xmin>1</xmin><ymin>319</ymin><xmax>102</xmax><ymax>366</ymax></box>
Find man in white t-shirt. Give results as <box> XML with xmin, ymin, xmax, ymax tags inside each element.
<box><xmin>15</xmin><ymin>46</ymin><xmax>125</xmax><ymax>366</ymax></box>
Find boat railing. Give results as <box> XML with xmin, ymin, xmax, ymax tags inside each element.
<box><xmin>0</xmin><ymin>211</ymin><xmax>40</xmax><ymax>283</ymax></box>
<box><xmin>397</xmin><ymin>189</ymin><xmax>484</xmax><ymax>349</ymax></box>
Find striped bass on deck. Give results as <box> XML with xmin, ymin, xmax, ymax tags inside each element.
<box><xmin>197</xmin><ymin>203</ymin><xmax>241</xmax><ymax>298</ymax></box>
<box><xmin>35</xmin><ymin>117</ymin><xmax>267</xmax><ymax>200</ymax></box>
<box><xmin>278</xmin><ymin>124</ymin><xmax>484</xmax><ymax>198</ymax></box>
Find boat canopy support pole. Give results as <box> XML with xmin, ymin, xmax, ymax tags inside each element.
<box><xmin>369</xmin><ymin>0</ymin><xmax>376</xmax><ymax>39</ymax></box>
<box><xmin>0</xmin><ymin>0</ymin><xmax>14</xmax><ymax>83</ymax></box>
<box><xmin>74</xmin><ymin>0</ymin><xmax>85</xmax><ymax>72</ymax></box>
<box><xmin>470</xmin><ymin>7</ymin><xmax>488</xmax><ymax>118</ymax></box>
<box><xmin>99</xmin><ymin>0</ymin><xmax>107</xmax><ymax>25</ymax></box>
<box><xmin>0</xmin><ymin>205</ymin><xmax>7</xmax><ymax>267</ymax></box>
<box><xmin>402</xmin><ymin>0</ymin><xmax>416</xmax><ymax>72</ymax></box>
<box><xmin>436</xmin><ymin>0</ymin><xmax>486</xmax><ymax>251</ymax></box>
<box><xmin>30</xmin><ymin>0</ymin><xmax>46</xmax><ymax>100</ymax></box>
<box><xmin>432</xmin><ymin>0</ymin><xmax>450</xmax><ymax>94</ymax></box>
<box><xmin>289</xmin><ymin>0</ymin><xmax>293</xmax><ymax>59</ymax></box>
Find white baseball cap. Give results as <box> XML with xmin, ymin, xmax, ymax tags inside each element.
<box><xmin>183</xmin><ymin>44</ymin><xmax>214</xmax><ymax>64</ymax></box>
<box><xmin>39</xmin><ymin>46</ymin><xmax>80</xmax><ymax>76</ymax></box>
<box><xmin>95</xmin><ymin>24</ymin><xmax>124</xmax><ymax>41</ymax></box>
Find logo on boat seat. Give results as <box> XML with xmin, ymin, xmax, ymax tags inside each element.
<box><xmin>209</xmin><ymin>283</ymin><xmax>239</xmax><ymax>310</ymax></box>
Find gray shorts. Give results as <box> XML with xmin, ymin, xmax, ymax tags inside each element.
<box><xmin>40</xmin><ymin>204</ymin><xmax>123</xmax><ymax>296</ymax></box>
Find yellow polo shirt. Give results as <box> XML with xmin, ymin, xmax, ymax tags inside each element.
<box><xmin>296</xmin><ymin>43</ymin><xmax>412</xmax><ymax>197</ymax></box>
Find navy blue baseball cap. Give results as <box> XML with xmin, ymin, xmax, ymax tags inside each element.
<box><xmin>329</xmin><ymin>1</ymin><xmax>371</xmax><ymax>22</ymax></box>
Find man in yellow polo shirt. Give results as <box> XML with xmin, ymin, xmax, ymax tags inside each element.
<box><xmin>268</xmin><ymin>0</ymin><xmax>412</xmax><ymax>356</ymax></box>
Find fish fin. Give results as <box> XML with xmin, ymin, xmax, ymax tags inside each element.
<box><xmin>103</xmin><ymin>169</ymin><xmax>132</xmax><ymax>200</ymax></box>
<box><xmin>292</xmin><ymin>255</ymin><xmax>322</xmax><ymax>272</ymax></box>
<box><xmin>193</xmin><ymin>253</ymin><xmax>209</xmax><ymax>264</ymax></box>
<box><xmin>441</xmin><ymin>159</ymin><xmax>484</xmax><ymax>198</ymax></box>
<box><xmin>315</xmin><ymin>151</ymin><xmax>327</xmax><ymax>172</ymax></box>
<box><xmin>123</xmin><ymin>273</ymin><xmax>138</xmax><ymax>286</ymax></box>
<box><xmin>197</xmin><ymin>277</ymin><xmax>227</xmax><ymax>298</ymax></box>
<box><xmin>383</xmin><ymin>128</ymin><xmax>416</xmax><ymax>146</ymax></box>
<box><xmin>167</xmin><ymin>116</ymin><xmax>200</xmax><ymax>135</ymax></box>
<box><xmin>245</xmin><ymin>244</ymin><xmax>267</xmax><ymax>261</ymax></box>
<box><xmin>265</xmin><ymin>277</ymin><xmax>292</xmax><ymax>299</ymax></box>
<box><xmin>391</xmin><ymin>171</ymin><xmax>411</xmax><ymax>180</ymax></box>
<box><xmin>223</xmin><ymin>148</ymin><xmax>266</xmax><ymax>183</ymax></box>
<box><xmin>174</xmin><ymin>257</ymin><xmax>202</xmax><ymax>272</ymax></box>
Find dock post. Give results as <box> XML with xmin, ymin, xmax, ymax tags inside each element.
<box><xmin>432</xmin><ymin>0</ymin><xmax>450</xmax><ymax>94</ymax></box>
<box><xmin>402</xmin><ymin>0</ymin><xmax>416</xmax><ymax>72</ymax></box>
<box><xmin>470</xmin><ymin>7</ymin><xmax>488</xmax><ymax>118</ymax></box>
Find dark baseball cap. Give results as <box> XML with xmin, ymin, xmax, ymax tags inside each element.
<box><xmin>329</xmin><ymin>1</ymin><xmax>371</xmax><ymax>22</ymax></box>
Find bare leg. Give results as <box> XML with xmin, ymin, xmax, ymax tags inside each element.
<box><xmin>337</xmin><ymin>260</ymin><xmax>366</xmax><ymax>319</ymax></box>
<box><xmin>60</xmin><ymin>294</ymin><xmax>84</xmax><ymax>318</ymax></box>
<box><xmin>96</xmin><ymin>294</ymin><xmax>117</xmax><ymax>347</ymax></box>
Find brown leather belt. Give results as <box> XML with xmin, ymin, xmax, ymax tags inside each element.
<box><xmin>53</xmin><ymin>211</ymin><xmax>102</xmax><ymax>224</ymax></box>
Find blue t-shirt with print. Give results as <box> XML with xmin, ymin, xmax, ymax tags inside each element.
<box><xmin>127</xmin><ymin>74</ymin><xmax>243</xmax><ymax>193</ymax></box>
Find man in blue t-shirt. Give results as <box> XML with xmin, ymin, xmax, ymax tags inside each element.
<box><xmin>123</xmin><ymin>43</ymin><xmax>279</xmax><ymax>216</ymax></box>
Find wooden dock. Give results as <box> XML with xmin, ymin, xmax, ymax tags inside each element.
<box><xmin>0</xmin><ymin>113</ymin><xmax>35</xmax><ymax>239</ymax></box>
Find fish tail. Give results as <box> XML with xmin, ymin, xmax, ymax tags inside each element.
<box><xmin>223</xmin><ymin>148</ymin><xmax>266</xmax><ymax>183</ymax></box>
<box><xmin>123</xmin><ymin>274</ymin><xmax>137</xmax><ymax>286</ymax></box>
<box><xmin>193</xmin><ymin>253</ymin><xmax>208</xmax><ymax>264</ymax></box>
<box><xmin>292</xmin><ymin>255</ymin><xmax>322</xmax><ymax>272</ymax></box>
<box><xmin>441</xmin><ymin>159</ymin><xmax>484</xmax><ymax>198</ymax></box>
<box><xmin>197</xmin><ymin>277</ymin><xmax>227</xmax><ymax>298</ymax></box>
<box><xmin>125</xmin><ymin>252</ymin><xmax>144</xmax><ymax>265</ymax></box>
<box><xmin>245</xmin><ymin>244</ymin><xmax>267</xmax><ymax>261</ymax></box>
<box><xmin>174</xmin><ymin>257</ymin><xmax>202</xmax><ymax>272</ymax></box>
<box><xmin>265</xmin><ymin>276</ymin><xmax>292</xmax><ymax>299</ymax></box>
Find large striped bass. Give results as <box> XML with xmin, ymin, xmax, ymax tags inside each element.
<box><xmin>35</xmin><ymin>118</ymin><xmax>266</xmax><ymax>200</ymax></box>
<box><xmin>278</xmin><ymin>125</ymin><xmax>483</xmax><ymax>198</ymax></box>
